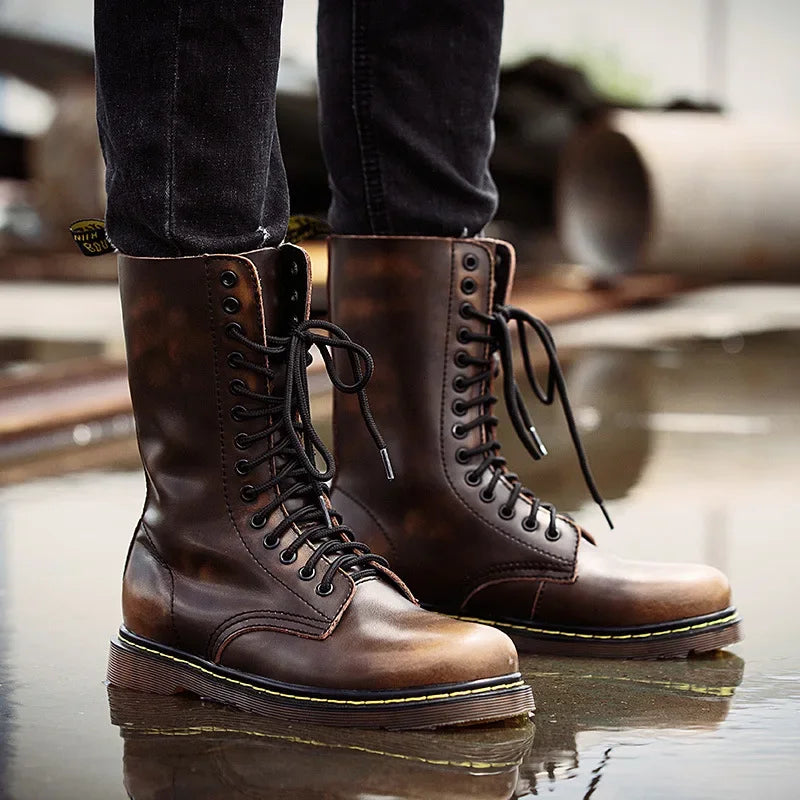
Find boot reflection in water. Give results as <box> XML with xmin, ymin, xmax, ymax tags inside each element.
<box><xmin>96</xmin><ymin>0</ymin><xmax>533</xmax><ymax>728</ymax></box>
<box><xmin>109</xmin><ymin>686</ymin><xmax>532</xmax><ymax>800</ymax></box>
<box><xmin>108</xmin><ymin>653</ymin><xmax>742</xmax><ymax>799</ymax></box>
<box><xmin>517</xmin><ymin>652</ymin><xmax>744</xmax><ymax>791</ymax></box>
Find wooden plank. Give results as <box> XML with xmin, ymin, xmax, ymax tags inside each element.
<box><xmin>511</xmin><ymin>273</ymin><xmax>690</xmax><ymax>324</ymax></box>
<box><xmin>0</xmin><ymin>250</ymin><xmax>119</xmax><ymax>282</ymax></box>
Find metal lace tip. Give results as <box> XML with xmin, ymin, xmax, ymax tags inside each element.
<box><xmin>318</xmin><ymin>494</ymin><xmax>333</xmax><ymax>528</ymax></box>
<box><xmin>529</xmin><ymin>426</ymin><xmax>548</xmax><ymax>457</ymax></box>
<box><xmin>379</xmin><ymin>447</ymin><xmax>395</xmax><ymax>481</ymax></box>
<box><xmin>600</xmin><ymin>502</ymin><xmax>614</xmax><ymax>530</ymax></box>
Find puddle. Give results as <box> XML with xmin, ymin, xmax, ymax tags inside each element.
<box><xmin>1</xmin><ymin>327</ymin><xmax>799</xmax><ymax>798</ymax></box>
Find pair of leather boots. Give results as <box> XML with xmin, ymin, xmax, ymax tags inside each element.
<box><xmin>107</xmin><ymin>236</ymin><xmax>740</xmax><ymax>729</ymax></box>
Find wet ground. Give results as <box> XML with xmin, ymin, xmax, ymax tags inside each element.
<box><xmin>1</xmin><ymin>286</ymin><xmax>799</xmax><ymax>799</ymax></box>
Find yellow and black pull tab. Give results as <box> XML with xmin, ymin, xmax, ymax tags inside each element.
<box><xmin>285</xmin><ymin>215</ymin><xmax>331</xmax><ymax>245</ymax></box>
<box><xmin>69</xmin><ymin>219</ymin><xmax>117</xmax><ymax>257</ymax></box>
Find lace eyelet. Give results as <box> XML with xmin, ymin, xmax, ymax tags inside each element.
<box><xmin>240</xmin><ymin>485</ymin><xmax>257</xmax><ymax>502</ymax></box>
<box><xmin>234</xmin><ymin>432</ymin><xmax>250</xmax><ymax>450</ymax></box>
<box><xmin>251</xmin><ymin>514</ymin><xmax>267</xmax><ymax>530</ymax></box>
<box><xmin>298</xmin><ymin>565</ymin><xmax>316</xmax><ymax>581</ymax></box>
<box><xmin>461</xmin><ymin>277</ymin><xmax>477</xmax><ymax>295</ymax></box>
<box><xmin>454</xmin><ymin>350</ymin><xmax>471</xmax><ymax>368</ymax></box>
<box><xmin>479</xmin><ymin>487</ymin><xmax>495</xmax><ymax>503</ymax></box>
<box><xmin>220</xmin><ymin>270</ymin><xmax>238</xmax><ymax>288</ymax></box>
<box><xmin>262</xmin><ymin>532</ymin><xmax>279</xmax><ymax>548</ymax></box>
<box><xmin>222</xmin><ymin>297</ymin><xmax>241</xmax><ymax>314</ymax></box>
<box><xmin>234</xmin><ymin>459</ymin><xmax>250</xmax><ymax>476</ymax></box>
<box><xmin>522</xmin><ymin>517</ymin><xmax>539</xmax><ymax>532</ymax></box>
<box><xmin>455</xmin><ymin>447</ymin><xmax>470</xmax><ymax>464</ymax></box>
<box><xmin>316</xmin><ymin>582</ymin><xmax>334</xmax><ymax>597</ymax></box>
<box><xmin>464</xmin><ymin>471</ymin><xmax>481</xmax><ymax>486</ymax></box>
<box><xmin>452</xmin><ymin>399</ymin><xmax>467</xmax><ymax>417</ymax></box>
<box><xmin>279</xmin><ymin>549</ymin><xmax>297</xmax><ymax>565</ymax></box>
<box><xmin>457</xmin><ymin>327</ymin><xmax>471</xmax><ymax>344</ymax></box>
<box><xmin>452</xmin><ymin>375</ymin><xmax>467</xmax><ymax>392</ymax></box>
<box><xmin>227</xmin><ymin>351</ymin><xmax>244</xmax><ymax>368</ymax></box>
<box><xmin>290</xmin><ymin>290</ymin><xmax>300</xmax><ymax>303</ymax></box>
<box><xmin>545</xmin><ymin>527</ymin><xmax>562</xmax><ymax>542</ymax></box>
<box><xmin>230</xmin><ymin>405</ymin><xmax>247</xmax><ymax>422</ymax></box>
<box><xmin>462</xmin><ymin>252</ymin><xmax>479</xmax><ymax>271</ymax></box>
<box><xmin>451</xmin><ymin>423</ymin><xmax>467</xmax><ymax>440</ymax></box>
<box><xmin>459</xmin><ymin>302</ymin><xmax>474</xmax><ymax>319</ymax></box>
<box><xmin>498</xmin><ymin>505</ymin><xmax>516</xmax><ymax>520</ymax></box>
<box><xmin>225</xmin><ymin>322</ymin><xmax>243</xmax><ymax>338</ymax></box>
<box><xmin>290</xmin><ymin>263</ymin><xmax>299</xmax><ymax>277</ymax></box>
<box><xmin>229</xmin><ymin>378</ymin><xmax>246</xmax><ymax>395</ymax></box>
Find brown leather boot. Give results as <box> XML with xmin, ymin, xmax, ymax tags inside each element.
<box><xmin>106</xmin><ymin>244</ymin><xmax>534</xmax><ymax>728</ymax></box>
<box><xmin>329</xmin><ymin>236</ymin><xmax>742</xmax><ymax>658</ymax></box>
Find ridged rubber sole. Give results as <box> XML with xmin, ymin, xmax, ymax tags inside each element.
<box><xmin>430</xmin><ymin>608</ymin><xmax>742</xmax><ymax>659</ymax></box>
<box><xmin>106</xmin><ymin>629</ymin><xmax>535</xmax><ymax>730</ymax></box>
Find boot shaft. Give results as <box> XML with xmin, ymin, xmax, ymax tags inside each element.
<box><xmin>329</xmin><ymin>236</ymin><xmax>514</xmax><ymax>491</ymax></box>
<box><xmin>329</xmin><ymin>235</ymin><xmax>580</xmax><ymax>599</ymax></box>
<box><xmin>119</xmin><ymin>247</ymin><xmax>309</xmax><ymax>535</ymax></box>
<box><xmin>119</xmin><ymin>246</ymin><xmax>361</xmax><ymax>652</ymax></box>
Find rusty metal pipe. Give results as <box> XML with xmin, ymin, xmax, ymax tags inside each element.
<box><xmin>558</xmin><ymin>111</ymin><xmax>800</xmax><ymax>278</ymax></box>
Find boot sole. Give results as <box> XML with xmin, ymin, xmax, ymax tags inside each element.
<box><xmin>428</xmin><ymin>607</ymin><xmax>742</xmax><ymax>659</ymax></box>
<box><xmin>106</xmin><ymin>628</ymin><xmax>535</xmax><ymax>730</ymax></box>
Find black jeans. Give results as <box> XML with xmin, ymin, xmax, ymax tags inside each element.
<box><xmin>95</xmin><ymin>0</ymin><xmax>504</xmax><ymax>257</ymax></box>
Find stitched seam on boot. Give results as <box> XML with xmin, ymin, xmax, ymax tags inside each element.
<box><xmin>121</xmin><ymin>632</ymin><xmax>528</xmax><ymax>705</ymax></box>
<box><xmin>208</xmin><ymin>609</ymin><xmax>329</xmax><ymax>658</ymax></box>
<box><xmin>139</xmin><ymin>520</ymin><xmax>181</xmax><ymax>650</ymax></box>
<box><xmin>530</xmin><ymin>580</ymin><xmax>545</xmax><ymax>619</ymax></box>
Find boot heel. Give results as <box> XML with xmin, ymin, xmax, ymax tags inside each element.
<box><xmin>107</xmin><ymin>638</ymin><xmax>185</xmax><ymax>696</ymax></box>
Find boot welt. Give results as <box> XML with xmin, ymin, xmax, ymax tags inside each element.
<box><xmin>422</xmin><ymin>607</ymin><xmax>742</xmax><ymax>659</ymax></box>
<box><xmin>106</xmin><ymin>627</ymin><xmax>535</xmax><ymax>730</ymax></box>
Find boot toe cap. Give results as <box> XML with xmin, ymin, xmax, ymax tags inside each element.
<box><xmin>429</xmin><ymin>616</ymin><xmax>521</xmax><ymax>684</ymax></box>
<box><xmin>534</xmin><ymin>547</ymin><xmax>735</xmax><ymax>629</ymax></box>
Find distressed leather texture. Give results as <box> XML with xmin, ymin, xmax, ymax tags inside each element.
<box><xmin>118</xmin><ymin>245</ymin><xmax>518</xmax><ymax>690</ymax></box>
<box><xmin>329</xmin><ymin>235</ymin><xmax>732</xmax><ymax>628</ymax></box>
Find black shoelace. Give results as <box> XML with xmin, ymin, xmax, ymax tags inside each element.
<box><xmin>226</xmin><ymin>319</ymin><xmax>393</xmax><ymax>596</ymax></box>
<box><xmin>455</xmin><ymin>302</ymin><xmax>612</xmax><ymax>539</ymax></box>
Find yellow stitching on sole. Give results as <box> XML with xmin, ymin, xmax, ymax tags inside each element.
<box><xmin>116</xmin><ymin>635</ymin><xmax>527</xmax><ymax>706</ymax></box>
<box><xmin>442</xmin><ymin>612</ymin><xmax>740</xmax><ymax>641</ymax></box>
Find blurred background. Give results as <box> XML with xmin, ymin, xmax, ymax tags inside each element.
<box><xmin>1</xmin><ymin>2</ymin><xmax>799</xmax><ymax>799</ymax></box>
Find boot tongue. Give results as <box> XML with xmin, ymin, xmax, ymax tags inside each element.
<box><xmin>243</xmin><ymin>244</ymin><xmax>311</xmax><ymax>342</ymax></box>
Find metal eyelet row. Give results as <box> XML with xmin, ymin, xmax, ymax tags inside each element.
<box><xmin>222</xmin><ymin>268</ymin><xmax>335</xmax><ymax>590</ymax></box>
<box><xmin>262</xmin><ymin>530</ymin><xmax>331</xmax><ymax>593</ymax></box>
<box><xmin>222</xmin><ymin>273</ymin><xmax>266</xmax><ymax>536</ymax></box>
<box><xmin>452</xmin><ymin>261</ymin><xmax>563</xmax><ymax>542</ymax></box>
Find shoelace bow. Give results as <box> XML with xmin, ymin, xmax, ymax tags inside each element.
<box><xmin>457</xmin><ymin>302</ymin><xmax>612</xmax><ymax>538</ymax></box>
<box><xmin>227</xmin><ymin>319</ymin><xmax>393</xmax><ymax>593</ymax></box>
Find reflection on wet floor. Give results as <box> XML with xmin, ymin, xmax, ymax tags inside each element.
<box><xmin>108</xmin><ymin>686</ymin><xmax>532</xmax><ymax>799</ymax></box>
<box><xmin>105</xmin><ymin>653</ymin><xmax>746</xmax><ymax>799</ymax></box>
<box><xmin>2</xmin><ymin>322</ymin><xmax>800</xmax><ymax>798</ymax></box>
